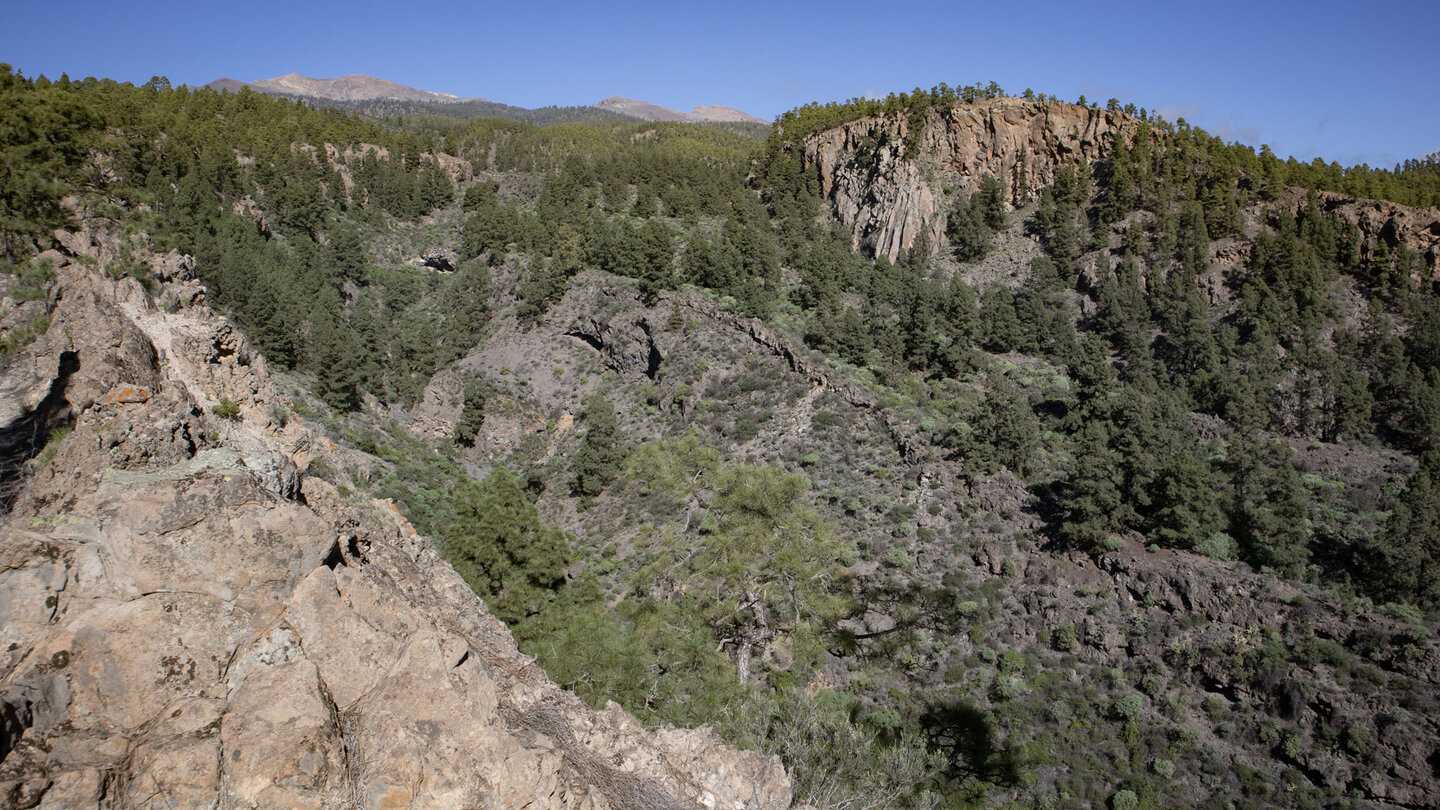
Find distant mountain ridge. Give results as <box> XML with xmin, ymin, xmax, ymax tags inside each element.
<box><xmin>205</xmin><ymin>73</ymin><xmax>766</xmax><ymax>125</ymax></box>
<box><xmin>595</xmin><ymin>96</ymin><xmax>767</xmax><ymax>124</ymax></box>
<box><xmin>207</xmin><ymin>72</ymin><xmax>464</xmax><ymax>103</ymax></box>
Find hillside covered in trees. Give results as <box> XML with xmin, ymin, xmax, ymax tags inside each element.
<box><xmin>3</xmin><ymin>66</ymin><xmax>1439</xmax><ymax>809</ymax></box>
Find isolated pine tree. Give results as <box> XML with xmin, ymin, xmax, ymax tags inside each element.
<box><xmin>444</xmin><ymin>467</ymin><xmax>570</xmax><ymax>623</ymax></box>
<box><xmin>572</xmin><ymin>393</ymin><xmax>625</xmax><ymax>497</ymax></box>
<box><xmin>453</xmin><ymin>380</ymin><xmax>486</xmax><ymax>447</ymax></box>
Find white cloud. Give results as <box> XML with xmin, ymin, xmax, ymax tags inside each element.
<box><xmin>1210</xmin><ymin>122</ymin><xmax>1262</xmax><ymax>145</ymax></box>
<box><xmin>1156</xmin><ymin>102</ymin><xmax>1202</xmax><ymax>122</ymax></box>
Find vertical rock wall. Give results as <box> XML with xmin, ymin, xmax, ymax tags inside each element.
<box><xmin>802</xmin><ymin>98</ymin><xmax>1140</xmax><ymax>261</ymax></box>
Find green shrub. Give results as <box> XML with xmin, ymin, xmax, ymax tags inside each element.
<box><xmin>1111</xmin><ymin>694</ymin><xmax>1144</xmax><ymax>721</ymax></box>
<box><xmin>1170</xmin><ymin>724</ymin><xmax>1199</xmax><ymax>751</ymax></box>
<box><xmin>307</xmin><ymin>458</ymin><xmax>336</xmax><ymax>483</ymax></box>
<box><xmin>1382</xmin><ymin>602</ymin><xmax>1425</xmax><ymax>624</ymax></box>
<box><xmin>211</xmin><ymin>397</ymin><xmax>241</xmax><ymax>421</ymax></box>
<box><xmin>1111</xmin><ymin>788</ymin><xmax>1138</xmax><ymax>810</ymax></box>
<box><xmin>34</xmin><ymin>425</ymin><xmax>72</xmax><ymax>470</ymax></box>
<box><xmin>106</xmin><ymin>257</ymin><xmax>156</xmax><ymax>292</ymax></box>
<box><xmin>1194</xmin><ymin>531</ymin><xmax>1233</xmax><ymax>559</ymax></box>
<box><xmin>1152</xmin><ymin>757</ymin><xmax>1175</xmax><ymax>778</ymax></box>
<box><xmin>991</xmin><ymin>674</ymin><xmax>1026</xmax><ymax>701</ymax></box>
<box><xmin>0</xmin><ymin>314</ymin><xmax>51</xmax><ymax>356</ymax></box>
<box><xmin>1053</xmin><ymin>623</ymin><xmax>1078</xmax><ymax>651</ymax></box>
<box><xmin>865</xmin><ymin>707</ymin><xmax>904</xmax><ymax>738</ymax></box>
<box><xmin>13</xmin><ymin>257</ymin><xmax>55</xmax><ymax>302</ymax></box>
<box><xmin>1342</xmin><ymin>724</ymin><xmax>1374</xmax><ymax>759</ymax></box>
<box><xmin>998</xmin><ymin>649</ymin><xmax>1023</xmax><ymax>674</ymax></box>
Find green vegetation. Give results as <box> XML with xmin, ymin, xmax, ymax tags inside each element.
<box><xmin>570</xmin><ymin>392</ymin><xmax>624</xmax><ymax>497</ymax></box>
<box><xmin>6</xmin><ymin>64</ymin><xmax>1439</xmax><ymax>809</ymax></box>
<box><xmin>0</xmin><ymin>313</ymin><xmax>50</xmax><ymax>356</ymax></box>
<box><xmin>452</xmin><ymin>378</ymin><xmax>486</xmax><ymax>446</ymax></box>
<box><xmin>210</xmin><ymin>397</ymin><xmax>241</xmax><ymax>421</ymax></box>
<box><xmin>444</xmin><ymin>466</ymin><xmax>570</xmax><ymax>624</ymax></box>
<box><xmin>32</xmin><ymin>424</ymin><xmax>71</xmax><ymax>470</ymax></box>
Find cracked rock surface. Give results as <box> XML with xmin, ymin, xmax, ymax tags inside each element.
<box><xmin>0</xmin><ymin>233</ymin><xmax>793</xmax><ymax>809</ymax></box>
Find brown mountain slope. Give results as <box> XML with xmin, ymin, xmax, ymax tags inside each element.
<box><xmin>594</xmin><ymin>96</ymin><xmax>765</xmax><ymax>124</ymax></box>
<box><xmin>209</xmin><ymin>72</ymin><xmax>465</xmax><ymax>103</ymax></box>
<box><xmin>688</xmin><ymin>104</ymin><xmax>767</xmax><ymax>124</ymax></box>
<box><xmin>594</xmin><ymin>96</ymin><xmax>690</xmax><ymax>122</ymax></box>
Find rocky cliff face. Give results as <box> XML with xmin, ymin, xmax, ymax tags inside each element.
<box><xmin>803</xmin><ymin>98</ymin><xmax>1140</xmax><ymax>261</ymax></box>
<box><xmin>1305</xmin><ymin>190</ymin><xmax>1440</xmax><ymax>276</ymax></box>
<box><xmin>0</xmin><ymin>230</ymin><xmax>793</xmax><ymax>809</ymax></box>
<box><xmin>803</xmin><ymin>100</ymin><xmax>1440</xmax><ymax>272</ymax></box>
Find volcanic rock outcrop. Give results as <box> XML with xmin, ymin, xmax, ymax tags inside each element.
<box><xmin>1304</xmin><ymin>190</ymin><xmax>1440</xmax><ymax>275</ymax></box>
<box><xmin>801</xmin><ymin>98</ymin><xmax>1440</xmax><ymax>271</ymax></box>
<box><xmin>0</xmin><ymin>229</ymin><xmax>794</xmax><ymax>809</ymax></box>
<box><xmin>802</xmin><ymin>98</ymin><xmax>1139</xmax><ymax>261</ymax></box>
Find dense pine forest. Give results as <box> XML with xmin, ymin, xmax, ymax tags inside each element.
<box><xmin>3</xmin><ymin>66</ymin><xmax>1439</xmax><ymax>808</ymax></box>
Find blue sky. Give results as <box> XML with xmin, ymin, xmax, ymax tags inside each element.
<box><xmin>5</xmin><ymin>1</ymin><xmax>1436</xmax><ymax>168</ymax></box>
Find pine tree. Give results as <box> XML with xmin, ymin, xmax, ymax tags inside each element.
<box><xmin>1228</xmin><ymin>438</ymin><xmax>1311</xmax><ymax>574</ymax></box>
<box><xmin>454</xmin><ymin>380</ymin><xmax>486</xmax><ymax>446</ymax></box>
<box><xmin>444</xmin><ymin>467</ymin><xmax>571</xmax><ymax>623</ymax></box>
<box><xmin>948</xmin><ymin>191</ymin><xmax>992</xmax><ymax>262</ymax></box>
<box><xmin>1012</xmin><ymin>146</ymin><xmax>1029</xmax><ymax>207</ymax></box>
<box><xmin>1062</xmin><ymin>419</ymin><xmax>1123</xmax><ymax>550</ymax></box>
<box><xmin>636</xmin><ymin>218</ymin><xmax>674</xmax><ymax>301</ymax></box>
<box><xmin>1148</xmin><ymin>452</ymin><xmax>1224</xmax><ymax>553</ymax></box>
<box><xmin>1100</xmin><ymin>133</ymin><xmax>1135</xmax><ymax>223</ymax></box>
<box><xmin>309</xmin><ymin>290</ymin><xmax>363</xmax><ymax>412</ymax></box>
<box><xmin>572</xmin><ymin>393</ymin><xmax>625</xmax><ymax>497</ymax></box>
<box><xmin>1357</xmin><ymin>451</ymin><xmax>1440</xmax><ymax>605</ymax></box>
<box><xmin>977</xmin><ymin>175</ymin><xmax>1006</xmax><ymax>231</ymax></box>
<box><xmin>439</xmin><ymin>262</ymin><xmax>492</xmax><ymax>361</ymax></box>
<box><xmin>977</xmin><ymin>372</ymin><xmax>1039</xmax><ymax>477</ymax></box>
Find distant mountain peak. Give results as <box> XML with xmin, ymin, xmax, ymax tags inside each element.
<box><xmin>593</xmin><ymin>97</ymin><xmax>689</xmax><ymax>122</ymax></box>
<box><xmin>688</xmin><ymin>104</ymin><xmax>767</xmax><ymax>124</ymax></box>
<box><xmin>203</xmin><ymin>74</ymin><xmax>763</xmax><ymax>124</ymax></box>
<box><xmin>207</xmin><ymin>73</ymin><xmax>467</xmax><ymax>104</ymax></box>
<box><xmin>593</xmin><ymin>96</ymin><xmax>765</xmax><ymax>125</ymax></box>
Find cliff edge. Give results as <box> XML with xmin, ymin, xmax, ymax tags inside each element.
<box><xmin>0</xmin><ymin>228</ymin><xmax>793</xmax><ymax>809</ymax></box>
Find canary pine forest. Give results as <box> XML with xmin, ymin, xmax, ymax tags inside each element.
<box><xmin>3</xmin><ymin>67</ymin><xmax>1440</xmax><ymax>808</ymax></box>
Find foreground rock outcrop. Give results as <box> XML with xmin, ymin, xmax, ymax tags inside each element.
<box><xmin>0</xmin><ymin>232</ymin><xmax>793</xmax><ymax>809</ymax></box>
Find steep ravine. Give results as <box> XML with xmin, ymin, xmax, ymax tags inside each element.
<box><xmin>405</xmin><ymin>261</ymin><xmax>1440</xmax><ymax>808</ymax></box>
<box><xmin>0</xmin><ymin>231</ymin><xmax>794</xmax><ymax>810</ymax></box>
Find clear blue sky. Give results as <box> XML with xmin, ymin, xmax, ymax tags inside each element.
<box><xmin>5</xmin><ymin>1</ymin><xmax>1436</xmax><ymax>169</ymax></box>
